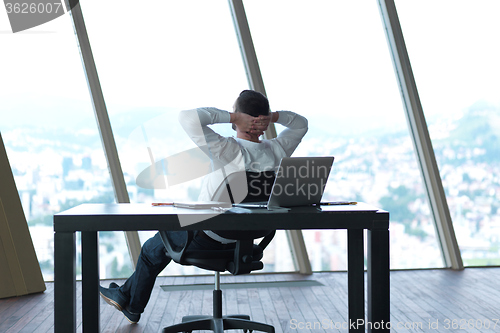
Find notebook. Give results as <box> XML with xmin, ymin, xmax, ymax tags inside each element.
<box><xmin>234</xmin><ymin>156</ymin><xmax>334</xmax><ymax>210</ymax></box>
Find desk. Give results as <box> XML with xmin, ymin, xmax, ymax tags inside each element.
<box><xmin>54</xmin><ymin>203</ymin><xmax>389</xmax><ymax>332</ymax></box>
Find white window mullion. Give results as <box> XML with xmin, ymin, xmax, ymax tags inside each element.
<box><xmin>228</xmin><ymin>0</ymin><xmax>312</xmax><ymax>274</ymax></box>
<box><xmin>377</xmin><ymin>0</ymin><xmax>463</xmax><ymax>269</ymax></box>
<box><xmin>64</xmin><ymin>0</ymin><xmax>141</xmax><ymax>267</ymax></box>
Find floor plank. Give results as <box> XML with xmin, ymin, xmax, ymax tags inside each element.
<box><xmin>1</xmin><ymin>268</ymin><xmax>499</xmax><ymax>332</ymax></box>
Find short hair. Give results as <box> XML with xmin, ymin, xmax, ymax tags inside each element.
<box><xmin>234</xmin><ymin>90</ymin><xmax>270</xmax><ymax>117</ymax></box>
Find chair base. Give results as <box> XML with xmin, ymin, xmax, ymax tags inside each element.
<box><xmin>162</xmin><ymin>315</ymin><xmax>275</xmax><ymax>333</ymax></box>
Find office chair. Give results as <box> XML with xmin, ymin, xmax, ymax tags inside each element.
<box><xmin>160</xmin><ymin>171</ymin><xmax>276</xmax><ymax>333</ymax></box>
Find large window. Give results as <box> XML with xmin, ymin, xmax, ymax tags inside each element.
<box><xmin>8</xmin><ymin>1</ymin><xmax>491</xmax><ymax>278</ymax></box>
<box><xmin>396</xmin><ymin>0</ymin><xmax>500</xmax><ymax>266</ymax></box>
<box><xmin>0</xmin><ymin>13</ymin><xmax>115</xmax><ymax>280</ymax></box>
<box><xmin>244</xmin><ymin>0</ymin><xmax>444</xmax><ymax>269</ymax></box>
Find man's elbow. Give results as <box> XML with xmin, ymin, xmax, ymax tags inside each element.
<box><xmin>178</xmin><ymin>109</ymin><xmax>200</xmax><ymax>127</ymax></box>
<box><xmin>300</xmin><ymin>115</ymin><xmax>309</xmax><ymax>132</ymax></box>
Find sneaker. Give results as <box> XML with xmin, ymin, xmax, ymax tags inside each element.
<box><xmin>100</xmin><ymin>283</ymin><xmax>141</xmax><ymax>324</ymax></box>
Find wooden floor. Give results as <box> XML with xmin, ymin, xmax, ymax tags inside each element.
<box><xmin>1</xmin><ymin>268</ymin><xmax>499</xmax><ymax>333</ymax></box>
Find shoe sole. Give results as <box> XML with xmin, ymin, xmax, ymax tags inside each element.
<box><xmin>123</xmin><ymin>315</ymin><xmax>139</xmax><ymax>324</ymax></box>
<box><xmin>100</xmin><ymin>291</ymin><xmax>124</xmax><ymax>311</ymax></box>
<box><xmin>100</xmin><ymin>291</ymin><xmax>139</xmax><ymax>324</ymax></box>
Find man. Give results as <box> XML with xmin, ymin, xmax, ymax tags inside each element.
<box><xmin>99</xmin><ymin>90</ymin><xmax>308</xmax><ymax>323</ymax></box>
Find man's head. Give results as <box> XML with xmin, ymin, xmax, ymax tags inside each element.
<box><xmin>234</xmin><ymin>90</ymin><xmax>270</xmax><ymax>117</ymax></box>
<box><xmin>232</xmin><ymin>90</ymin><xmax>270</xmax><ymax>134</ymax></box>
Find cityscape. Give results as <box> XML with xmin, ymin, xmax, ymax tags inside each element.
<box><xmin>2</xmin><ymin>103</ymin><xmax>500</xmax><ymax>281</ymax></box>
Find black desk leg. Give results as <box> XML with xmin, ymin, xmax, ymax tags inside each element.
<box><xmin>347</xmin><ymin>229</ymin><xmax>364</xmax><ymax>333</ymax></box>
<box><xmin>54</xmin><ymin>231</ymin><xmax>76</xmax><ymax>333</ymax></box>
<box><xmin>367</xmin><ymin>229</ymin><xmax>390</xmax><ymax>332</ymax></box>
<box><xmin>82</xmin><ymin>231</ymin><xmax>100</xmax><ymax>333</ymax></box>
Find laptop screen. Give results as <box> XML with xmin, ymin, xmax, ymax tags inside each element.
<box><xmin>267</xmin><ymin>156</ymin><xmax>334</xmax><ymax>208</ymax></box>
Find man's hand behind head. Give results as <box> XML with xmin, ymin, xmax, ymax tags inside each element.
<box><xmin>232</xmin><ymin>112</ymin><xmax>270</xmax><ymax>136</ymax></box>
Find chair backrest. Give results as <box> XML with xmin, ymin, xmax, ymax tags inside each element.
<box><xmin>210</xmin><ymin>170</ymin><xmax>276</xmax><ymax>240</ymax></box>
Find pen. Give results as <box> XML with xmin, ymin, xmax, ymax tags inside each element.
<box><xmin>152</xmin><ymin>203</ymin><xmax>174</xmax><ymax>206</ymax></box>
<box><xmin>321</xmin><ymin>201</ymin><xmax>357</xmax><ymax>205</ymax></box>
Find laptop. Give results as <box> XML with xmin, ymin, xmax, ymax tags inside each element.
<box><xmin>234</xmin><ymin>156</ymin><xmax>334</xmax><ymax>210</ymax></box>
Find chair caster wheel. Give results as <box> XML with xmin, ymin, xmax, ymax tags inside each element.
<box><xmin>243</xmin><ymin>330</ymin><xmax>253</xmax><ymax>333</ymax></box>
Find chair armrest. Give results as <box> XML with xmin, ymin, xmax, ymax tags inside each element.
<box><xmin>227</xmin><ymin>239</ymin><xmax>260</xmax><ymax>275</ymax></box>
<box><xmin>258</xmin><ymin>230</ymin><xmax>276</xmax><ymax>250</ymax></box>
<box><xmin>159</xmin><ymin>230</ymin><xmax>194</xmax><ymax>263</ymax></box>
<box><xmin>227</xmin><ymin>231</ymin><xmax>275</xmax><ymax>274</ymax></box>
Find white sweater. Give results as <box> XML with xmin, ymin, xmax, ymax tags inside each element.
<box><xmin>179</xmin><ymin>107</ymin><xmax>308</xmax><ymax>202</ymax></box>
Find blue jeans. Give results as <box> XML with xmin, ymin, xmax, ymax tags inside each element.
<box><xmin>118</xmin><ymin>231</ymin><xmax>229</xmax><ymax>314</ymax></box>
